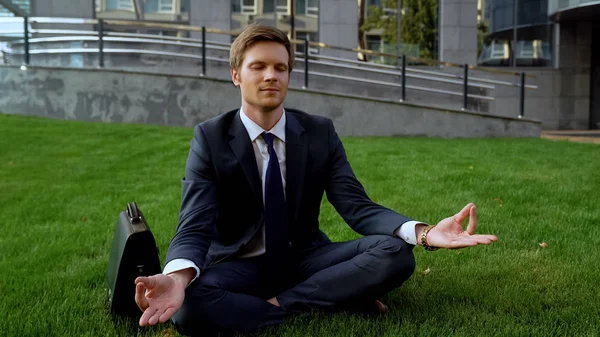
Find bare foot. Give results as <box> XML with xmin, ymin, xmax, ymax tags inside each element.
<box><xmin>267</xmin><ymin>297</ymin><xmax>280</xmax><ymax>307</ymax></box>
<box><xmin>374</xmin><ymin>300</ymin><xmax>388</xmax><ymax>313</ymax></box>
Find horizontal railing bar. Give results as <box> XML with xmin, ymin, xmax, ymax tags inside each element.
<box><xmin>28</xmin><ymin>17</ymin><xmax>99</xmax><ymax>25</ymax></box>
<box><xmin>310</xmin><ymin>53</ymin><xmax>537</xmax><ymax>89</ymax></box>
<box><xmin>30</xmin><ymin>29</ymin><xmax>99</xmax><ymax>35</ymax></box>
<box><xmin>9</xmin><ymin>48</ymin><xmax>228</xmax><ymax>64</ymax></box>
<box><xmin>303</xmin><ymin>70</ymin><xmax>494</xmax><ymax>101</ymax></box>
<box><xmin>103</xmin><ymin>19</ymin><xmax>233</xmax><ymax>36</ymax></box>
<box><xmin>0</xmin><ymin>30</ymin><xmax>26</xmax><ymax>34</ymax></box>
<box><xmin>8</xmin><ymin>36</ymin><xmax>231</xmax><ymax>54</ymax></box>
<box><xmin>104</xmin><ymin>31</ymin><xmax>231</xmax><ymax>47</ymax></box>
<box><xmin>11</xmin><ymin>30</ymin><xmax>230</xmax><ymax>50</ymax></box>
<box><xmin>303</xmin><ymin>39</ymin><xmax>536</xmax><ymax>79</ymax></box>
<box><xmin>105</xmin><ymin>48</ymin><xmax>203</xmax><ymax>59</ymax></box>
<box><xmin>302</xmin><ymin>57</ymin><xmax>495</xmax><ymax>90</ymax></box>
<box><xmin>27</xmin><ymin>36</ymin><xmax>99</xmax><ymax>43</ymax></box>
<box><xmin>105</xmin><ymin>37</ymin><xmax>230</xmax><ymax>52</ymax></box>
<box><xmin>0</xmin><ymin>17</ymin><xmax>25</xmax><ymax>23</ymax></box>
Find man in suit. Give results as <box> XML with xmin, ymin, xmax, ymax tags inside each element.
<box><xmin>134</xmin><ymin>24</ymin><xmax>497</xmax><ymax>336</ymax></box>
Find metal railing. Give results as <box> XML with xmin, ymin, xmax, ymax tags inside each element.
<box><xmin>0</xmin><ymin>17</ymin><xmax>538</xmax><ymax>117</ymax></box>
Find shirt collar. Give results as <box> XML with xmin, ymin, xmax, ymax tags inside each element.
<box><xmin>239</xmin><ymin>107</ymin><xmax>286</xmax><ymax>143</ymax></box>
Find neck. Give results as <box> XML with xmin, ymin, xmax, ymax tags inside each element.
<box><xmin>242</xmin><ymin>102</ymin><xmax>284</xmax><ymax>131</ymax></box>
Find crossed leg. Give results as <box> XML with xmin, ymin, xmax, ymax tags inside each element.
<box><xmin>171</xmin><ymin>235</ymin><xmax>415</xmax><ymax>336</ymax></box>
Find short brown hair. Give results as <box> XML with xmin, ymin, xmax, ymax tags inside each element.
<box><xmin>230</xmin><ymin>24</ymin><xmax>294</xmax><ymax>73</ymax></box>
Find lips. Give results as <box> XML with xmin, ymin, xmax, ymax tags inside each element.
<box><xmin>260</xmin><ymin>88</ymin><xmax>279</xmax><ymax>92</ymax></box>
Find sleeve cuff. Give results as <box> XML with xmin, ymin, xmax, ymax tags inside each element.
<box><xmin>394</xmin><ymin>220</ymin><xmax>428</xmax><ymax>246</ymax></box>
<box><xmin>163</xmin><ymin>259</ymin><xmax>200</xmax><ymax>286</ymax></box>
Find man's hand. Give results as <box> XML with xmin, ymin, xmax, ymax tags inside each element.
<box><xmin>134</xmin><ymin>269</ymin><xmax>193</xmax><ymax>327</ymax></box>
<box><xmin>423</xmin><ymin>203</ymin><xmax>498</xmax><ymax>249</ymax></box>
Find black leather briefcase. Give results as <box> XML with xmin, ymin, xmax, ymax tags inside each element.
<box><xmin>107</xmin><ymin>202</ymin><xmax>162</xmax><ymax>317</ymax></box>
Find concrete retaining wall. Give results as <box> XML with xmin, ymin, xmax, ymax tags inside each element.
<box><xmin>0</xmin><ymin>65</ymin><xmax>541</xmax><ymax>138</ymax></box>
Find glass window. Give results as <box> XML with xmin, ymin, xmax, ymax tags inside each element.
<box><xmin>306</xmin><ymin>0</ymin><xmax>318</xmax><ymax>16</ymax></box>
<box><xmin>180</xmin><ymin>0</ymin><xmax>189</xmax><ymax>13</ymax></box>
<box><xmin>145</xmin><ymin>0</ymin><xmax>174</xmax><ymax>13</ymax></box>
<box><xmin>276</xmin><ymin>0</ymin><xmax>288</xmax><ymax>14</ymax></box>
<box><xmin>232</xmin><ymin>0</ymin><xmax>318</xmax><ymax>43</ymax></box>
<box><xmin>145</xmin><ymin>0</ymin><xmax>158</xmax><ymax>12</ymax></box>
<box><xmin>263</xmin><ymin>0</ymin><xmax>275</xmax><ymax>13</ymax></box>
<box><xmin>360</xmin><ymin>0</ymin><xmax>439</xmax><ymax>62</ymax></box>
<box><xmin>105</xmin><ymin>0</ymin><xmax>134</xmax><ymax>10</ymax></box>
<box><xmin>478</xmin><ymin>0</ymin><xmax>553</xmax><ymax>67</ymax></box>
<box><xmin>158</xmin><ymin>0</ymin><xmax>173</xmax><ymax>12</ymax></box>
<box><xmin>517</xmin><ymin>0</ymin><xmax>548</xmax><ymax>26</ymax></box>
<box><xmin>515</xmin><ymin>24</ymin><xmax>552</xmax><ymax>66</ymax></box>
<box><xmin>242</xmin><ymin>0</ymin><xmax>256</xmax><ymax>14</ymax></box>
<box><xmin>0</xmin><ymin>0</ymin><xmax>30</xmax><ymax>16</ymax></box>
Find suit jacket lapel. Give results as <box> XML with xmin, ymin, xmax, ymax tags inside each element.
<box><xmin>285</xmin><ymin>112</ymin><xmax>307</xmax><ymax>224</ymax></box>
<box><xmin>229</xmin><ymin>110</ymin><xmax>263</xmax><ymax>207</ymax></box>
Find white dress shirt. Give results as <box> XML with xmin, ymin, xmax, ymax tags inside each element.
<box><xmin>163</xmin><ymin>108</ymin><xmax>424</xmax><ymax>282</ymax></box>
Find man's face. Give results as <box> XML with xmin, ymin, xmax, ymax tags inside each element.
<box><xmin>231</xmin><ymin>41</ymin><xmax>290</xmax><ymax>112</ymax></box>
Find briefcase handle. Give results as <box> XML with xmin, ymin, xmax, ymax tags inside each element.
<box><xmin>127</xmin><ymin>202</ymin><xmax>142</xmax><ymax>223</ymax></box>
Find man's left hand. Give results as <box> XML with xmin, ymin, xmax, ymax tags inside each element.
<box><xmin>425</xmin><ymin>203</ymin><xmax>498</xmax><ymax>249</ymax></box>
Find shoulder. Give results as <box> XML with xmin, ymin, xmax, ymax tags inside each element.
<box><xmin>285</xmin><ymin>108</ymin><xmax>333</xmax><ymax>131</ymax></box>
<box><xmin>196</xmin><ymin>109</ymin><xmax>238</xmax><ymax>131</ymax></box>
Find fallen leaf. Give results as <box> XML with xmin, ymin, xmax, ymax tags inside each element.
<box><xmin>162</xmin><ymin>329</ymin><xmax>176</xmax><ymax>337</ymax></box>
<box><xmin>81</xmin><ymin>217</ymin><xmax>87</xmax><ymax>222</ymax></box>
<box><xmin>423</xmin><ymin>268</ymin><xmax>431</xmax><ymax>275</ymax></box>
<box><xmin>468</xmin><ymin>166</ymin><xmax>474</xmax><ymax>170</ymax></box>
<box><xmin>539</xmin><ymin>242</ymin><xmax>548</xmax><ymax>248</ymax></box>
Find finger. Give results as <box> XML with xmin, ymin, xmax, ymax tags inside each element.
<box><xmin>135</xmin><ymin>282</ymin><xmax>149</xmax><ymax>311</ymax></box>
<box><xmin>454</xmin><ymin>203</ymin><xmax>474</xmax><ymax>225</ymax></box>
<box><xmin>451</xmin><ymin>235</ymin><xmax>497</xmax><ymax>248</ymax></box>
<box><xmin>159</xmin><ymin>307</ymin><xmax>178</xmax><ymax>324</ymax></box>
<box><xmin>449</xmin><ymin>239</ymin><xmax>479</xmax><ymax>248</ymax></box>
<box><xmin>135</xmin><ymin>276</ymin><xmax>155</xmax><ymax>289</ymax></box>
<box><xmin>139</xmin><ymin>306</ymin><xmax>158</xmax><ymax>327</ymax></box>
<box><xmin>466</xmin><ymin>205</ymin><xmax>477</xmax><ymax>235</ymax></box>
<box><xmin>148</xmin><ymin>308</ymin><xmax>164</xmax><ymax>326</ymax></box>
<box><xmin>471</xmin><ymin>234</ymin><xmax>498</xmax><ymax>242</ymax></box>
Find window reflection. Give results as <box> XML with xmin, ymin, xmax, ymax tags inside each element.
<box><xmin>95</xmin><ymin>0</ymin><xmax>189</xmax><ymax>22</ymax></box>
<box><xmin>0</xmin><ymin>0</ymin><xmax>30</xmax><ymax>16</ymax></box>
<box><xmin>230</xmin><ymin>0</ymin><xmax>319</xmax><ymax>48</ymax></box>
<box><xmin>359</xmin><ymin>0</ymin><xmax>439</xmax><ymax>64</ymax></box>
<box><xmin>478</xmin><ymin>0</ymin><xmax>552</xmax><ymax>67</ymax></box>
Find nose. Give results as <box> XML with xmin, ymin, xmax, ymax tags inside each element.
<box><xmin>264</xmin><ymin>66</ymin><xmax>278</xmax><ymax>82</ymax></box>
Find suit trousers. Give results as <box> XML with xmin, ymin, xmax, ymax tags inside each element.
<box><xmin>171</xmin><ymin>235</ymin><xmax>415</xmax><ymax>336</ymax></box>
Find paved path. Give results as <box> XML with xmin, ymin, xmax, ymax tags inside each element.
<box><xmin>541</xmin><ymin>130</ymin><xmax>600</xmax><ymax>144</ymax></box>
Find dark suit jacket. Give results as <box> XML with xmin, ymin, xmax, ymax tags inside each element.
<box><xmin>165</xmin><ymin>108</ymin><xmax>414</xmax><ymax>273</ymax></box>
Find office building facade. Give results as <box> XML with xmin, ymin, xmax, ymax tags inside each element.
<box><xmin>0</xmin><ymin>0</ymin><xmax>598</xmax><ymax>129</ymax></box>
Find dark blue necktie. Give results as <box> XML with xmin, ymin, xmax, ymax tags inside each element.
<box><xmin>261</xmin><ymin>132</ymin><xmax>289</xmax><ymax>258</ymax></box>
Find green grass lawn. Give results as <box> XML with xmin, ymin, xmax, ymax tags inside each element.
<box><xmin>1</xmin><ymin>113</ymin><xmax>599</xmax><ymax>337</ymax></box>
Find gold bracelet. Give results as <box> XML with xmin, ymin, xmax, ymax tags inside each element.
<box><xmin>420</xmin><ymin>225</ymin><xmax>439</xmax><ymax>251</ymax></box>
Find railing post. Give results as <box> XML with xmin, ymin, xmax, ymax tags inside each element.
<box><xmin>98</xmin><ymin>19</ymin><xmax>104</xmax><ymax>68</ymax></box>
<box><xmin>23</xmin><ymin>16</ymin><xmax>29</xmax><ymax>65</ymax></box>
<box><xmin>303</xmin><ymin>39</ymin><xmax>309</xmax><ymax>89</ymax></box>
<box><xmin>401</xmin><ymin>54</ymin><xmax>406</xmax><ymax>102</ymax></box>
<box><xmin>462</xmin><ymin>64</ymin><xmax>469</xmax><ymax>110</ymax></box>
<box><xmin>519</xmin><ymin>72</ymin><xmax>526</xmax><ymax>118</ymax></box>
<box><xmin>201</xmin><ymin>26</ymin><xmax>206</xmax><ymax>76</ymax></box>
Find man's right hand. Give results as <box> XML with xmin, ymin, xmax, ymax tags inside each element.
<box><xmin>134</xmin><ymin>269</ymin><xmax>194</xmax><ymax>327</ymax></box>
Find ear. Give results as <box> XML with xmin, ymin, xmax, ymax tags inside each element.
<box><xmin>230</xmin><ymin>67</ymin><xmax>240</xmax><ymax>87</ymax></box>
